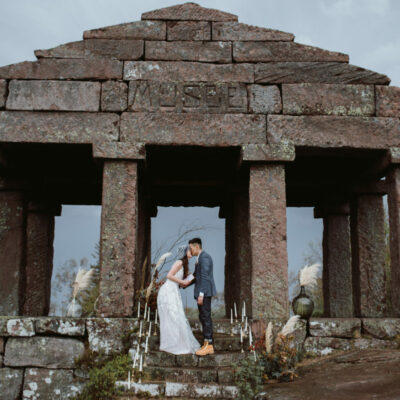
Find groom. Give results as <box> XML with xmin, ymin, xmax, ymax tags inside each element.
<box><xmin>181</xmin><ymin>237</ymin><xmax>217</xmax><ymax>356</ymax></box>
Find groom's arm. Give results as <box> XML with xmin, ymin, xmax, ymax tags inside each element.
<box><xmin>198</xmin><ymin>255</ymin><xmax>212</xmax><ymax>296</ymax></box>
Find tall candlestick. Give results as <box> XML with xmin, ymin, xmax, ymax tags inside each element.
<box><xmin>145</xmin><ymin>336</ymin><xmax>149</xmax><ymax>353</ymax></box>
<box><xmin>240</xmin><ymin>326</ymin><xmax>243</xmax><ymax>343</ymax></box>
<box><xmin>139</xmin><ymin>354</ymin><xmax>143</xmax><ymax>372</ymax></box>
<box><xmin>139</xmin><ymin>320</ymin><xmax>143</xmax><ymax>337</ymax></box>
<box><xmin>133</xmin><ymin>352</ymin><xmax>137</xmax><ymax>369</ymax></box>
<box><xmin>144</xmin><ymin>302</ymin><xmax>147</xmax><ymax>320</ymax></box>
<box><xmin>147</xmin><ymin>307</ymin><xmax>151</xmax><ymax>322</ymax></box>
<box><xmin>128</xmin><ymin>371</ymin><xmax>131</xmax><ymax>389</ymax></box>
<box><xmin>137</xmin><ymin>300</ymin><xmax>140</xmax><ymax>319</ymax></box>
<box><xmin>245</xmin><ymin>316</ymin><xmax>248</xmax><ymax>332</ymax></box>
<box><xmin>234</xmin><ymin>302</ymin><xmax>237</xmax><ymax>319</ymax></box>
<box><xmin>243</xmin><ymin>301</ymin><xmax>246</xmax><ymax>317</ymax></box>
<box><xmin>155</xmin><ymin>309</ymin><xmax>158</xmax><ymax>325</ymax></box>
<box><xmin>148</xmin><ymin>321</ymin><xmax>152</xmax><ymax>337</ymax></box>
<box><xmin>249</xmin><ymin>325</ymin><xmax>253</xmax><ymax>346</ymax></box>
<box><xmin>241</xmin><ymin>304</ymin><xmax>244</xmax><ymax>322</ymax></box>
<box><xmin>230</xmin><ymin>308</ymin><xmax>233</xmax><ymax>324</ymax></box>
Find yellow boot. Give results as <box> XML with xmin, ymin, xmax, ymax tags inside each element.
<box><xmin>195</xmin><ymin>340</ymin><xmax>214</xmax><ymax>356</ymax></box>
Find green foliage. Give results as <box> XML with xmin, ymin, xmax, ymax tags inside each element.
<box><xmin>72</xmin><ymin>350</ymin><xmax>131</xmax><ymax>400</ymax></box>
<box><xmin>233</xmin><ymin>354</ymin><xmax>265</xmax><ymax>400</ymax></box>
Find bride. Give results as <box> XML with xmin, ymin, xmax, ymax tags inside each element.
<box><xmin>157</xmin><ymin>245</ymin><xmax>202</xmax><ymax>354</ymax></box>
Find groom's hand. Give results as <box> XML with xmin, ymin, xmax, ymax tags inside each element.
<box><xmin>197</xmin><ymin>296</ymin><xmax>203</xmax><ymax>305</ymax></box>
<box><xmin>180</xmin><ymin>281</ymin><xmax>189</xmax><ymax>288</ymax></box>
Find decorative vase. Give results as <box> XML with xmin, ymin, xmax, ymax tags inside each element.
<box><xmin>292</xmin><ymin>285</ymin><xmax>314</xmax><ymax>319</ymax></box>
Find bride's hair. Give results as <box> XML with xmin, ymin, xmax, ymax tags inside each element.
<box><xmin>180</xmin><ymin>254</ymin><xmax>189</xmax><ymax>280</ymax></box>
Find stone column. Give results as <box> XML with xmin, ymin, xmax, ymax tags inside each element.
<box><xmin>386</xmin><ymin>166</ymin><xmax>400</xmax><ymax>316</ymax></box>
<box><xmin>224</xmin><ymin>191</ymin><xmax>252</xmax><ymax>319</ymax></box>
<box><xmin>22</xmin><ymin>201</ymin><xmax>60</xmax><ymax>316</ymax></box>
<box><xmin>315</xmin><ymin>204</ymin><xmax>353</xmax><ymax>317</ymax></box>
<box><xmin>97</xmin><ymin>160</ymin><xmax>138</xmax><ymax>317</ymax></box>
<box><xmin>0</xmin><ymin>191</ymin><xmax>26</xmax><ymax>315</ymax></box>
<box><xmin>249</xmin><ymin>163</ymin><xmax>289</xmax><ymax>320</ymax></box>
<box><xmin>350</xmin><ymin>191</ymin><xmax>387</xmax><ymax>317</ymax></box>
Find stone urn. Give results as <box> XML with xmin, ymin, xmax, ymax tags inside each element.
<box><xmin>292</xmin><ymin>285</ymin><xmax>314</xmax><ymax>319</ymax></box>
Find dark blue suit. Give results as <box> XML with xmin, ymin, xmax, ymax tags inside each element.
<box><xmin>189</xmin><ymin>250</ymin><xmax>216</xmax><ymax>344</ymax></box>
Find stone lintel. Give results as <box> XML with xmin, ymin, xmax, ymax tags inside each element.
<box><xmin>27</xmin><ymin>200</ymin><xmax>62</xmax><ymax>216</ymax></box>
<box><xmin>314</xmin><ymin>202</ymin><xmax>350</xmax><ymax>218</ymax></box>
<box><xmin>92</xmin><ymin>140</ymin><xmax>146</xmax><ymax>160</ymax></box>
<box><xmin>352</xmin><ymin>181</ymin><xmax>387</xmax><ymax>195</ymax></box>
<box><xmin>241</xmin><ymin>142</ymin><xmax>295</xmax><ymax>162</ymax></box>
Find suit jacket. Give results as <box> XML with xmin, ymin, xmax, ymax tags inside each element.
<box><xmin>188</xmin><ymin>250</ymin><xmax>217</xmax><ymax>299</ymax></box>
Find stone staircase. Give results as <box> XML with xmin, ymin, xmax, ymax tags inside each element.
<box><xmin>116</xmin><ymin>318</ymin><xmax>252</xmax><ymax>398</ymax></box>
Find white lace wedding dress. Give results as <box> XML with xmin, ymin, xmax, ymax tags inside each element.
<box><xmin>157</xmin><ymin>266</ymin><xmax>202</xmax><ymax>354</ymax></box>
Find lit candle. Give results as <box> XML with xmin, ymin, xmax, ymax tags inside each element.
<box><xmin>139</xmin><ymin>320</ymin><xmax>142</xmax><ymax>337</ymax></box>
<box><xmin>234</xmin><ymin>302</ymin><xmax>237</xmax><ymax>319</ymax></box>
<box><xmin>145</xmin><ymin>336</ymin><xmax>149</xmax><ymax>353</ymax></box>
<box><xmin>148</xmin><ymin>321</ymin><xmax>152</xmax><ymax>337</ymax></box>
<box><xmin>137</xmin><ymin>300</ymin><xmax>140</xmax><ymax>319</ymax></box>
<box><xmin>243</xmin><ymin>301</ymin><xmax>246</xmax><ymax>318</ymax></box>
<box><xmin>241</xmin><ymin>304</ymin><xmax>244</xmax><ymax>322</ymax></box>
<box><xmin>147</xmin><ymin>307</ymin><xmax>151</xmax><ymax>322</ymax></box>
<box><xmin>230</xmin><ymin>308</ymin><xmax>233</xmax><ymax>324</ymax></box>
<box><xmin>245</xmin><ymin>316</ymin><xmax>248</xmax><ymax>332</ymax></box>
<box><xmin>144</xmin><ymin>302</ymin><xmax>147</xmax><ymax>320</ymax></box>
<box><xmin>128</xmin><ymin>371</ymin><xmax>131</xmax><ymax>389</ymax></box>
<box><xmin>139</xmin><ymin>354</ymin><xmax>143</xmax><ymax>372</ymax></box>
<box><xmin>249</xmin><ymin>326</ymin><xmax>253</xmax><ymax>346</ymax></box>
<box><xmin>155</xmin><ymin>309</ymin><xmax>158</xmax><ymax>325</ymax></box>
<box><xmin>240</xmin><ymin>326</ymin><xmax>243</xmax><ymax>343</ymax></box>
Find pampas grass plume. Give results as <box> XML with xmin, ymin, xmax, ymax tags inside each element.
<box><xmin>299</xmin><ymin>263</ymin><xmax>321</xmax><ymax>288</ymax></box>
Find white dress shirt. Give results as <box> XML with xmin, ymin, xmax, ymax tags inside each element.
<box><xmin>197</xmin><ymin>250</ymin><xmax>204</xmax><ymax>298</ymax></box>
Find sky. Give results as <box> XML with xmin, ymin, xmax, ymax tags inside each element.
<box><xmin>0</xmin><ymin>0</ymin><xmax>397</xmax><ymax>312</ymax></box>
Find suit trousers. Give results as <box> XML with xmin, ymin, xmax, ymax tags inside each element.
<box><xmin>197</xmin><ymin>296</ymin><xmax>213</xmax><ymax>343</ymax></box>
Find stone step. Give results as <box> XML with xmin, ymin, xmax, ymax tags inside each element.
<box><xmin>116</xmin><ymin>380</ymin><xmax>238</xmax><ymax>398</ymax></box>
<box><xmin>144</xmin><ymin>349</ymin><xmax>247</xmax><ymax>368</ymax></box>
<box><xmin>141</xmin><ymin>332</ymin><xmax>249</xmax><ymax>353</ymax></box>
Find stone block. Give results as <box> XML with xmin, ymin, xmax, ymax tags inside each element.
<box><xmin>249</xmin><ymin>164</ymin><xmax>289</xmax><ymax>319</ymax></box>
<box><xmin>116</xmin><ymin>381</ymin><xmax>165</xmax><ymax>397</ymax></box>
<box><xmin>248</xmin><ymin>84</ymin><xmax>282</xmax><ymax>114</ymax></box>
<box><xmin>4</xmin><ymin>336</ymin><xmax>84</xmax><ymax>368</ymax></box>
<box><xmin>127</xmin><ymin>81</ymin><xmax>247</xmax><ymax>113</ymax></box>
<box><xmin>267</xmin><ymin>115</ymin><xmax>400</xmax><ymax>149</ymax></box>
<box><xmin>7</xmin><ymin>80</ymin><xmax>100</xmax><ymax>111</ymax></box>
<box><xmin>145</xmin><ymin>350</ymin><xmax>176</xmax><ymax>367</ymax></box>
<box><xmin>376</xmin><ymin>85</ymin><xmax>400</xmax><ymax>117</ymax></box>
<box><xmin>101</xmin><ymin>80</ymin><xmax>128</xmax><ymax>112</ymax></box>
<box><xmin>6</xmin><ymin>319</ymin><xmax>35</xmax><ymax>337</ymax></box>
<box><xmin>0</xmin><ymin>337</ymin><xmax>4</xmax><ymax>353</ymax></box>
<box><xmin>212</xmin><ymin>22</ymin><xmax>294</xmax><ymax>41</ymax></box>
<box><xmin>303</xmin><ymin>336</ymin><xmax>353</xmax><ymax>355</ymax></box>
<box><xmin>145</xmin><ymin>41</ymin><xmax>231</xmax><ymax>63</ymax></box>
<box><xmin>35</xmin><ymin>318</ymin><xmax>86</xmax><ymax>336</ymax></box>
<box><xmin>242</xmin><ymin>142</ymin><xmax>295</xmax><ymax>162</ymax></box>
<box><xmin>362</xmin><ymin>318</ymin><xmax>400</xmax><ymax>339</ymax></box>
<box><xmin>282</xmin><ymin>83</ymin><xmax>374</xmax><ymax>116</ymax></box>
<box><xmin>141</xmin><ymin>3</ymin><xmax>238</xmax><ymax>22</ymax></box>
<box><xmin>0</xmin><ymin>111</ymin><xmax>119</xmax><ymax>143</ymax></box>
<box><xmin>120</xmin><ymin>112</ymin><xmax>266</xmax><ymax>146</ymax></box>
<box><xmin>0</xmin><ymin>192</ymin><xmax>25</xmax><ymax>316</ymax></box>
<box><xmin>164</xmin><ymin>382</ymin><xmax>238</xmax><ymax>398</ymax></box>
<box><xmin>0</xmin><ymin>59</ymin><xmax>123</xmax><ymax>80</ymax></box>
<box><xmin>167</xmin><ymin>21</ymin><xmax>211</xmax><ymax>40</ymax></box>
<box><xmin>23</xmin><ymin>368</ymin><xmax>84</xmax><ymax>399</ymax></box>
<box><xmin>233</xmin><ymin>41</ymin><xmax>349</xmax><ymax>62</ymax></box>
<box><xmin>124</xmin><ymin>61</ymin><xmax>254</xmax><ymax>82</ymax></box>
<box><xmin>309</xmin><ymin>318</ymin><xmax>361</xmax><ymax>338</ymax></box>
<box><xmin>34</xmin><ymin>39</ymin><xmax>143</xmax><ymax>60</ymax></box>
<box><xmin>353</xmin><ymin>338</ymin><xmax>398</xmax><ymax>350</ymax></box>
<box><xmin>92</xmin><ymin>140</ymin><xmax>145</xmax><ymax>160</ymax></box>
<box><xmin>97</xmin><ymin>161</ymin><xmax>138</xmax><ymax>317</ymax></box>
<box><xmin>87</xmin><ymin>318</ymin><xmax>138</xmax><ymax>354</ymax></box>
<box><xmin>0</xmin><ymin>79</ymin><xmax>6</xmax><ymax>108</ymax></box>
<box><xmin>254</xmin><ymin>62</ymin><xmax>390</xmax><ymax>84</ymax></box>
<box><xmin>83</xmin><ymin>20</ymin><xmax>166</xmax><ymax>40</ymax></box>
<box><xmin>0</xmin><ymin>368</ymin><xmax>23</xmax><ymax>400</ymax></box>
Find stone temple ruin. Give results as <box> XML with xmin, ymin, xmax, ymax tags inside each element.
<box><xmin>0</xmin><ymin>3</ymin><xmax>400</xmax><ymax>398</ymax></box>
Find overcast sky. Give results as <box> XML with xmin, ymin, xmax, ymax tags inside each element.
<box><xmin>1</xmin><ymin>0</ymin><xmax>397</xmax><ymax>311</ymax></box>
